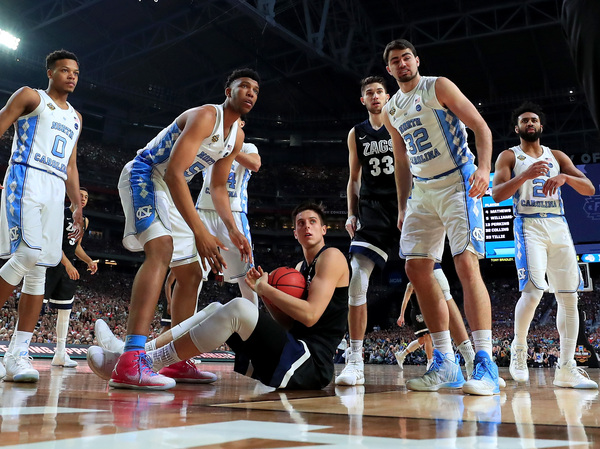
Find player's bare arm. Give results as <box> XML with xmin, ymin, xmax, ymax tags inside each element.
<box><xmin>346</xmin><ymin>127</ymin><xmax>361</xmax><ymax>238</ymax></box>
<box><xmin>435</xmin><ymin>77</ymin><xmax>492</xmax><ymax>198</ymax></box>
<box><xmin>211</xmin><ymin>130</ymin><xmax>252</xmax><ymax>263</ymax></box>
<box><xmin>545</xmin><ymin>150</ymin><xmax>595</xmax><ymax>196</ymax></box>
<box><xmin>382</xmin><ymin>110</ymin><xmax>411</xmax><ymax>229</ymax></box>
<box><xmin>492</xmin><ymin>150</ymin><xmax>551</xmax><ymax>202</ymax></box>
<box><xmin>235</xmin><ymin>151</ymin><xmax>261</xmax><ymax>172</ymax></box>
<box><xmin>253</xmin><ymin>249</ymin><xmax>348</xmax><ymax>327</ymax></box>
<box><xmin>65</xmin><ymin>111</ymin><xmax>83</xmax><ymax>241</ymax></box>
<box><xmin>165</xmin><ymin>106</ymin><xmax>227</xmax><ymax>272</ymax></box>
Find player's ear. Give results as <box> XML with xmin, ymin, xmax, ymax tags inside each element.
<box><xmin>321</xmin><ymin>224</ymin><xmax>327</xmax><ymax>236</ymax></box>
<box><xmin>514</xmin><ymin>125</ymin><xmax>519</xmax><ymax>134</ymax></box>
<box><xmin>225</xmin><ymin>86</ymin><xmax>232</xmax><ymax>98</ymax></box>
<box><xmin>360</xmin><ymin>96</ymin><xmax>366</xmax><ymax>106</ymax></box>
<box><xmin>540</xmin><ymin>125</ymin><xmax>543</xmax><ymax>133</ymax></box>
<box><xmin>293</xmin><ymin>228</ymin><xmax>298</xmax><ymax>240</ymax></box>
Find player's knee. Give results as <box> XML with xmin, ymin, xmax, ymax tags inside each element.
<box><xmin>521</xmin><ymin>284</ymin><xmax>543</xmax><ymax>307</ymax></box>
<box><xmin>0</xmin><ymin>245</ymin><xmax>42</xmax><ymax>286</ymax></box>
<box><xmin>555</xmin><ymin>292</ymin><xmax>578</xmax><ymax>308</ymax></box>
<box><xmin>22</xmin><ymin>265</ymin><xmax>47</xmax><ymax>296</ymax></box>
<box><xmin>349</xmin><ymin>255</ymin><xmax>373</xmax><ymax>306</ymax></box>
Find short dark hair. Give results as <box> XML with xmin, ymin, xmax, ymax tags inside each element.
<box><xmin>225</xmin><ymin>68</ymin><xmax>260</xmax><ymax>88</ymax></box>
<box><xmin>46</xmin><ymin>50</ymin><xmax>79</xmax><ymax>70</ymax></box>
<box><xmin>292</xmin><ymin>201</ymin><xmax>326</xmax><ymax>226</ymax></box>
<box><xmin>383</xmin><ymin>39</ymin><xmax>417</xmax><ymax>64</ymax></box>
<box><xmin>80</xmin><ymin>187</ymin><xmax>88</xmax><ymax>193</ymax></box>
<box><xmin>511</xmin><ymin>101</ymin><xmax>546</xmax><ymax>127</ymax></box>
<box><xmin>360</xmin><ymin>76</ymin><xmax>387</xmax><ymax>95</ymax></box>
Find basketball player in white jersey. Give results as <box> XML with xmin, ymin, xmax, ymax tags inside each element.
<box><xmin>382</xmin><ymin>39</ymin><xmax>499</xmax><ymax>395</ymax></box>
<box><xmin>106</xmin><ymin>69</ymin><xmax>259</xmax><ymax>390</ymax></box>
<box><xmin>0</xmin><ymin>50</ymin><xmax>83</xmax><ymax>382</ymax></box>
<box><xmin>492</xmin><ymin>101</ymin><xmax>597</xmax><ymax>389</ymax></box>
<box><xmin>195</xmin><ymin>119</ymin><xmax>260</xmax><ymax>304</ymax></box>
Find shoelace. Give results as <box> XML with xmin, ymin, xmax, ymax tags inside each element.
<box><xmin>472</xmin><ymin>357</ymin><xmax>493</xmax><ymax>381</ymax></box>
<box><xmin>513</xmin><ymin>349</ymin><xmax>527</xmax><ymax>370</ymax></box>
<box><xmin>570</xmin><ymin>365</ymin><xmax>593</xmax><ymax>380</ymax></box>
<box><xmin>425</xmin><ymin>355</ymin><xmax>442</xmax><ymax>374</ymax></box>
<box><xmin>137</xmin><ymin>352</ymin><xmax>158</xmax><ymax>377</ymax></box>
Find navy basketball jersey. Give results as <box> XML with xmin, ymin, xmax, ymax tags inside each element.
<box><xmin>354</xmin><ymin>120</ymin><xmax>396</xmax><ymax>199</ymax></box>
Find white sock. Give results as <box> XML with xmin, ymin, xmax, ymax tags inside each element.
<box><xmin>457</xmin><ymin>339</ymin><xmax>475</xmax><ymax>364</ymax></box>
<box><xmin>148</xmin><ymin>341</ymin><xmax>181</xmax><ymax>372</ymax></box>
<box><xmin>431</xmin><ymin>330</ymin><xmax>453</xmax><ymax>356</ymax></box>
<box><xmin>350</xmin><ymin>339</ymin><xmax>363</xmax><ymax>356</ymax></box>
<box><xmin>472</xmin><ymin>330</ymin><xmax>493</xmax><ymax>357</ymax></box>
<box><xmin>12</xmin><ymin>330</ymin><xmax>33</xmax><ymax>357</ymax></box>
<box><xmin>55</xmin><ymin>308</ymin><xmax>71</xmax><ymax>353</ymax></box>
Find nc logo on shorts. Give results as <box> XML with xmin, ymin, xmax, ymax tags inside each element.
<box><xmin>9</xmin><ymin>226</ymin><xmax>19</xmax><ymax>241</ymax></box>
<box><xmin>472</xmin><ymin>227</ymin><xmax>484</xmax><ymax>242</ymax></box>
<box><xmin>136</xmin><ymin>205</ymin><xmax>153</xmax><ymax>220</ymax></box>
<box><xmin>517</xmin><ymin>268</ymin><xmax>527</xmax><ymax>280</ymax></box>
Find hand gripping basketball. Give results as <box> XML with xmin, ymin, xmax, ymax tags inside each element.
<box><xmin>261</xmin><ymin>267</ymin><xmax>307</xmax><ymax>307</ymax></box>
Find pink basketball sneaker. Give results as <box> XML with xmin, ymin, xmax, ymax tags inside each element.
<box><xmin>109</xmin><ymin>350</ymin><xmax>176</xmax><ymax>390</ymax></box>
<box><xmin>159</xmin><ymin>359</ymin><xmax>217</xmax><ymax>384</ymax></box>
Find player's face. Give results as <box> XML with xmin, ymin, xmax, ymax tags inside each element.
<box><xmin>516</xmin><ymin>112</ymin><xmax>543</xmax><ymax>142</ymax></box>
<box><xmin>80</xmin><ymin>190</ymin><xmax>88</xmax><ymax>208</ymax></box>
<box><xmin>48</xmin><ymin>59</ymin><xmax>79</xmax><ymax>93</ymax></box>
<box><xmin>293</xmin><ymin>210</ymin><xmax>326</xmax><ymax>248</ymax></box>
<box><xmin>227</xmin><ymin>77</ymin><xmax>259</xmax><ymax>115</ymax></box>
<box><xmin>361</xmin><ymin>83</ymin><xmax>389</xmax><ymax>114</ymax></box>
<box><xmin>386</xmin><ymin>49</ymin><xmax>419</xmax><ymax>83</ymax></box>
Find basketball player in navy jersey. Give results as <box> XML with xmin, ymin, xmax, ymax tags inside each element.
<box><xmin>88</xmin><ymin>202</ymin><xmax>349</xmax><ymax>390</ymax></box>
<box><xmin>493</xmin><ymin>101</ymin><xmax>597</xmax><ymax>389</ymax></box>
<box><xmin>44</xmin><ymin>187</ymin><xmax>97</xmax><ymax>368</ymax></box>
<box><xmin>0</xmin><ymin>50</ymin><xmax>83</xmax><ymax>382</ymax></box>
<box><xmin>336</xmin><ymin>76</ymin><xmax>399</xmax><ymax>386</ymax></box>
<box><xmin>382</xmin><ymin>39</ymin><xmax>499</xmax><ymax>395</ymax></box>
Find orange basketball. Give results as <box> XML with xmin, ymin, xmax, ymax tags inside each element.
<box><xmin>262</xmin><ymin>267</ymin><xmax>307</xmax><ymax>307</ymax></box>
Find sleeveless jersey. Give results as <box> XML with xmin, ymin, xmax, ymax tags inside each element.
<box><xmin>196</xmin><ymin>142</ymin><xmax>258</xmax><ymax>213</ymax></box>
<box><xmin>10</xmin><ymin>89</ymin><xmax>80</xmax><ymax>180</ymax></box>
<box><xmin>385</xmin><ymin>76</ymin><xmax>475</xmax><ymax>180</ymax></box>
<box><xmin>292</xmin><ymin>246</ymin><xmax>348</xmax><ymax>384</ymax></box>
<box><xmin>131</xmin><ymin>104</ymin><xmax>238</xmax><ymax>183</ymax></box>
<box><xmin>61</xmin><ymin>207</ymin><xmax>88</xmax><ymax>261</ymax></box>
<box><xmin>510</xmin><ymin>145</ymin><xmax>564</xmax><ymax>217</ymax></box>
<box><xmin>354</xmin><ymin>120</ymin><xmax>396</xmax><ymax>198</ymax></box>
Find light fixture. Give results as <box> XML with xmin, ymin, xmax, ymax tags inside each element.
<box><xmin>0</xmin><ymin>29</ymin><xmax>20</xmax><ymax>50</ymax></box>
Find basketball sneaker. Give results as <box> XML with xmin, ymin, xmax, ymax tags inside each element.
<box><xmin>335</xmin><ymin>352</ymin><xmax>365</xmax><ymax>386</ymax></box>
<box><xmin>406</xmin><ymin>349</ymin><xmax>464</xmax><ymax>392</ymax></box>
<box><xmin>462</xmin><ymin>351</ymin><xmax>500</xmax><ymax>396</ymax></box>
<box><xmin>109</xmin><ymin>350</ymin><xmax>176</xmax><ymax>390</ymax></box>
<box><xmin>51</xmin><ymin>351</ymin><xmax>78</xmax><ymax>368</ymax></box>
<box><xmin>465</xmin><ymin>358</ymin><xmax>474</xmax><ymax>380</ymax></box>
<box><xmin>3</xmin><ymin>352</ymin><xmax>39</xmax><ymax>383</ymax></box>
<box><xmin>553</xmin><ymin>359</ymin><xmax>598</xmax><ymax>389</ymax></box>
<box><xmin>509</xmin><ymin>340</ymin><xmax>529</xmax><ymax>382</ymax></box>
<box><xmin>95</xmin><ymin>319</ymin><xmax>125</xmax><ymax>354</ymax></box>
<box><xmin>394</xmin><ymin>350</ymin><xmax>407</xmax><ymax>369</ymax></box>
<box><xmin>87</xmin><ymin>345</ymin><xmax>120</xmax><ymax>380</ymax></box>
<box><xmin>159</xmin><ymin>359</ymin><xmax>217</xmax><ymax>384</ymax></box>
<box><xmin>0</xmin><ymin>357</ymin><xmax>5</xmax><ymax>380</ymax></box>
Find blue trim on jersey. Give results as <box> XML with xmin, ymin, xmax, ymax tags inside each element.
<box><xmin>434</xmin><ymin>109</ymin><xmax>473</xmax><ymax>169</ymax></box>
<box><xmin>12</xmin><ymin>116</ymin><xmax>39</xmax><ymax>166</ymax></box>
<box><xmin>515</xmin><ymin>212</ymin><xmax>563</xmax><ymax>218</ymax></box>
<box><xmin>239</xmin><ymin>168</ymin><xmax>252</xmax><ymax>214</ymax></box>
<box><xmin>240</xmin><ymin>212</ymin><xmax>252</xmax><ymax>248</ymax></box>
<box><xmin>459</xmin><ymin>164</ymin><xmax>485</xmax><ymax>257</ymax></box>
<box><xmin>135</xmin><ymin>124</ymin><xmax>178</xmax><ymax>167</ymax></box>
<box><xmin>129</xmin><ymin>161</ymin><xmax>157</xmax><ymax>234</ymax></box>
<box><xmin>5</xmin><ymin>165</ymin><xmax>27</xmax><ymax>254</ymax></box>
<box><xmin>513</xmin><ymin>217</ymin><xmax>530</xmax><ymax>291</ymax></box>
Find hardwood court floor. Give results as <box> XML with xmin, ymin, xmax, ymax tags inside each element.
<box><xmin>1</xmin><ymin>360</ymin><xmax>599</xmax><ymax>448</ymax></box>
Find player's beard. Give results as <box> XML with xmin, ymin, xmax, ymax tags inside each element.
<box><xmin>519</xmin><ymin>128</ymin><xmax>542</xmax><ymax>142</ymax></box>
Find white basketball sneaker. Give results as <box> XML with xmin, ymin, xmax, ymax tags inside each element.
<box><xmin>406</xmin><ymin>349</ymin><xmax>464</xmax><ymax>392</ymax></box>
<box><xmin>509</xmin><ymin>340</ymin><xmax>529</xmax><ymax>382</ymax></box>
<box><xmin>3</xmin><ymin>352</ymin><xmax>39</xmax><ymax>383</ymax></box>
<box><xmin>95</xmin><ymin>319</ymin><xmax>125</xmax><ymax>354</ymax></box>
<box><xmin>87</xmin><ymin>345</ymin><xmax>121</xmax><ymax>380</ymax></box>
<box><xmin>52</xmin><ymin>351</ymin><xmax>78</xmax><ymax>368</ymax></box>
<box><xmin>335</xmin><ymin>352</ymin><xmax>365</xmax><ymax>386</ymax></box>
<box><xmin>553</xmin><ymin>359</ymin><xmax>598</xmax><ymax>389</ymax></box>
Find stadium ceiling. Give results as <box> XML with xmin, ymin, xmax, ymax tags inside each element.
<box><xmin>0</xmin><ymin>0</ymin><xmax>592</xmax><ymax>138</ymax></box>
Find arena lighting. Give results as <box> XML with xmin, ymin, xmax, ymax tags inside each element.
<box><xmin>0</xmin><ymin>29</ymin><xmax>20</xmax><ymax>50</ymax></box>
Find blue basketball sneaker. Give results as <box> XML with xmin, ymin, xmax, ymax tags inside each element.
<box><xmin>462</xmin><ymin>350</ymin><xmax>500</xmax><ymax>396</ymax></box>
<box><xmin>406</xmin><ymin>349</ymin><xmax>465</xmax><ymax>392</ymax></box>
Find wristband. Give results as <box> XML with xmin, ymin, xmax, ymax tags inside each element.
<box><xmin>345</xmin><ymin>215</ymin><xmax>356</xmax><ymax>226</ymax></box>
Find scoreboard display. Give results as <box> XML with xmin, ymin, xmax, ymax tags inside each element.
<box><xmin>482</xmin><ymin>173</ymin><xmax>515</xmax><ymax>259</ymax></box>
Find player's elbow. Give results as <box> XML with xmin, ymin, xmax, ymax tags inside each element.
<box><xmin>249</xmin><ymin>160</ymin><xmax>261</xmax><ymax>172</ymax></box>
<box><xmin>490</xmin><ymin>188</ymin><xmax>507</xmax><ymax>203</ymax></box>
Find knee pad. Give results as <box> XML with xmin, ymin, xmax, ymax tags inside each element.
<box><xmin>349</xmin><ymin>254</ymin><xmax>375</xmax><ymax>307</ymax></box>
<box><xmin>22</xmin><ymin>265</ymin><xmax>47</xmax><ymax>296</ymax></box>
<box><xmin>0</xmin><ymin>244</ymin><xmax>42</xmax><ymax>286</ymax></box>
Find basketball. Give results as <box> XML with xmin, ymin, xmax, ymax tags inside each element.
<box><xmin>261</xmin><ymin>267</ymin><xmax>307</xmax><ymax>307</ymax></box>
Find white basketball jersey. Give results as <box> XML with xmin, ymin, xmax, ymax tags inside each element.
<box><xmin>10</xmin><ymin>90</ymin><xmax>80</xmax><ymax>180</ymax></box>
<box><xmin>385</xmin><ymin>76</ymin><xmax>475</xmax><ymax>180</ymax></box>
<box><xmin>133</xmin><ymin>104</ymin><xmax>238</xmax><ymax>182</ymax></box>
<box><xmin>510</xmin><ymin>145</ymin><xmax>564</xmax><ymax>217</ymax></box>
<box><xmin>196</xmin><ymin>142</ymin><xmax>258</xmax><ymax>213</ymax></box>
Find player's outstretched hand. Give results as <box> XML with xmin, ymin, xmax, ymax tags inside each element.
<box><xmin>87</xmin><ymin>260</ymin><xmax>98</xmax><ymax>275</ymax></box>
<box><xmin>230</xmin><ymin>229</ymin><xmax>253</xmax><ymax>264</ymax></box>
<box><xmin>66</xmin><ymin>262</ymin><xmax>80</xmax><ymax>280</ymax></box>
<box><xmin>245</xmin><ymin>266</ymin><xmax>266</xmax><ymax>293</ymax></box>
<box><xmin>196</xmin><ymin>229</ymin><xmax>228</xmax><ymax>273</ymax></box>
<box><xmin>468</xmin><ymin>167</ymin><xmax>490</xmax><ymax>198</ymax></box>
<box><xmin>397</xmin><ymin>314</ymin><xmax>405</xmax><ymax>327</ymax></box>
<box><xmin>345</xmin><ymin>215</ymin><xmax>357</xmax><ymax>238</ymax></box>
<box><xmin>69</xmin><ymin>208</ymin><xmax>84</xmax><ymax>242</ymax></box>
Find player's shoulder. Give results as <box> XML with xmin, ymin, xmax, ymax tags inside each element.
<box><xmin>316</xmin><ymin>246</ymin><xmax>348</xmax><ymax>268</ymax></box>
